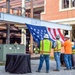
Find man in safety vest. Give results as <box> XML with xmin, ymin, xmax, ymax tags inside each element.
<box><xmin>72</xmin><ymin>39</ymin><xmax>75</xmax><ymax>69</ymax></box>
<box><xmin>53</xmin><ymin>35</ymin><xmax>62</xmax><ymax>71</ymax></box>
<box><xmin>36</xmin><ymin>34</ymin><xmax>52</xmax><ymax>73</ymax></box>
<box><xmin>34</xmin><ymin>43</ymin><xmax>39</xmax><ymax>54</ymax></box>
<box><xmin>63</xmin><ymin>35</ymin><xmax>72</xmax><ymax>70</ymax></box>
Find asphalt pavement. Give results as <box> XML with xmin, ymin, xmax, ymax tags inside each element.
<box><xmin>0</xmin><ymin>59</ymin><xmax>75</xmax><ymax>75</ymax></box>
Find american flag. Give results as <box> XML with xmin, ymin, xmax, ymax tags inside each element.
<box><xmin>26</xmin><ymin>24</ymin><xmax>64</xmax><ymax>46</ymax></box>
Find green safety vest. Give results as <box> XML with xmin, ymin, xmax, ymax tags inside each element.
<box><xmin>54</xmin><ymin>40</ymin><xmax>61</xmax><ymax>52</ymax></box>
<box><xmin>40</xmin><ymin>39</ymin><xmax>52</xmax><ymax>55</ymax></box>
<box><xmin>72</xmin><ymin>49</ymin><xmax>75</xmax><ymax>54</ymax></box>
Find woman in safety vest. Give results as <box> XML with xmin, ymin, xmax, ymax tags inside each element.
<box><xmin>36</xmin><ymin>34</ymin><xmax>52</xmax><ymax>73</ymax></box>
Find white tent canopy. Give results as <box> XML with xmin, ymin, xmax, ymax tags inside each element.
<box><xmin>0</xmin><ymin>12</ymin><xmax>72</xmax><ymax>30</ymax></box>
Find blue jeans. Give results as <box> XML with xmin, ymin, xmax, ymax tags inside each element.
<box><xmin>38</xmin><ymin>54</ymin><xmax>50</xmax><ymax>71</ymax></box>
<box><xmin>54</xmin><ymin>52</ymin><xmax>61</xmax><ymax>70</ymax></box>
<box><xmin>64</xmin><ymin>54</ymin><xmax>72</xmax><ymax>69</ymax></box>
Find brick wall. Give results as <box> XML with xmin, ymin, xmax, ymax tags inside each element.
<box><xmin>41</xmin><ymin>0</ymin><xmax>75</xmax><ymax>21</ymax></box>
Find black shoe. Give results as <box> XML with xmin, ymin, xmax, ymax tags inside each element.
<box><xmin>36</xmin><ymin>70</ymin><xmax>41</xmax><ymax>72</ymax></box>
<box><xmin>46</xmin><ymin>70</ymin><xmax>49</xmax><ymax>73</ymax></box>
<box><xmin>53</xmin><ymin>69</ymin><xmax>60</xmax><ymax>71</ymax></box>
<box><xmin>64</xmin><ymin>68</ymin><xmax>70</xmax><ymax>70</ymax></box>
<box><xmin>72</xmin><ymin>67</ymin><xmax>75</xmax><ymax>69</ymax></box>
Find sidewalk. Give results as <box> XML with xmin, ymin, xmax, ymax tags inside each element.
<box><xmin>0</xmin><ymin>60</ymin><xmax>75</xmax><ymax>75</ymax></box>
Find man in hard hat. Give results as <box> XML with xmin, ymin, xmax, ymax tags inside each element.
<box><xmin>63</xmin><ymin>35</ymin><xmax>72</xmax><ymax>70</ymax></box>
<box><xmin>53</xmin><ymin>35</ymin><xmax>62</xmax><ymax>71</ymax></box>
<box><xmin>34</xmin><ymin>42</ymin><xmax>39</xmax><ymax>54</ymax></box>
<box><xmin>36</xmin><ymin>34</ymin><xmax>52</xmax><ymax>73</ymax></box>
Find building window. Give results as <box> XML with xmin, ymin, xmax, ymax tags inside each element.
<box><xmin>60</xmin><ymin>0</ymin><xmax>75</xmax><ymax>11</ymax></box>
<box><xmin>71</xmin><ymin>0</ymin><xmax>75</xmax><ymax>7</ymax></box>
<box><xmin>62</xmin><ymin>0</ymin><xmax>69</xmax><ymax>9</ymax></box>
<box><xmin>26</xmin><ymin>0</ymin><xmax>30</xmax><ymax>1</ymax></box>
<box><xmin>64</xmin><ymin>30</ymin><xmax>68</xmax><ymax>36</ymax></box>
<box><xmin>13</xmin><ymin>10</ymin><xmax>18</xmax><ymax>15</ymax></box>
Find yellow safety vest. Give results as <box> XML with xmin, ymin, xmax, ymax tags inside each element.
<box><xmin>40</xmin><ymin>39</ymin><xmax>52</xmax><ymax>55</ymax></box>
<box><xmin>29</xmin><ymin>45</ymin><xmax>31</xmax><ymax>49</ymax></box>
<box><xmin>34</xmin><ymin>47</ymin><xmax>39</xmax><ymax>54</ymax></box>
<box><xmin>72</xmin><ymin>49</ymin><xmax>75</xmax><ymax>54</ymax></box>
<box><xmin>54</xmin><ymin>40</ymin><xmax>61</xmax><ymax>52</ymax></box>
<box><xmin>29</xmin><ymin>45</ymin><xmax>31</xmax><ymax>47</ymax></box>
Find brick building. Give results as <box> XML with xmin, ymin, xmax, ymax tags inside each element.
<box><xmin>41</xmin><ymin>0</ymin><xmax>75</xmax><ymax>40</ymax></box>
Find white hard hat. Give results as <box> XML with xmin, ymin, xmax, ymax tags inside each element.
<box><xmin>44</xmin><ymin>34</ymin><xmax>49</xmax><ymax>39</ymax></box>
<box><xmin>56</xmin><ymin>35</ymin><xmax>60</xmax><ymax>39</ymax></box>
<box><xmin>65</xmin><ymin>35</ymin><xmax>70</xmax><ymax>38</ymax></box>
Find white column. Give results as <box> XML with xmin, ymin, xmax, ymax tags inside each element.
<box><xmin>21</xmin><ymin>0</ymin><xmax>26</xmax><ymax>44</ymax></box>
<box><xmin>68</xmin><ymin>30</ymin><xmax>72</xmax><ymax>40</ymax></box>
<box><xmin>22</xmin><ymin>0</ymin><xmax>25</xmax><ymax>17</ymax></box>
<box><xmin>21</xmin><ymin>28</ymin><xmax>26</xmax><ymax>44</ymax></box>
<box><xmin>69</xmin><ymin>0</ymin><xmax>71</xmax><ymax>8</ymax></box>
<box><xmin>21</xmin><ymin>28</ymin><xmax>26</xmax><ymax>53</ymax></box>
<box><xmin>68</xmin><ymin>30</ymin><xmax>70</xmax><ymax>36</ymax></box>
<box><xmin>21</xmin><ymin>0</ymin><xmax>26</xmax><ymax>53</ymax></box>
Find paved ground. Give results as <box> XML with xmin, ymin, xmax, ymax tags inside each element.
<box><xmin>0</xmin><ymin>60</ymin><xmax>75</xmax><ymax>75</ymax></box>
